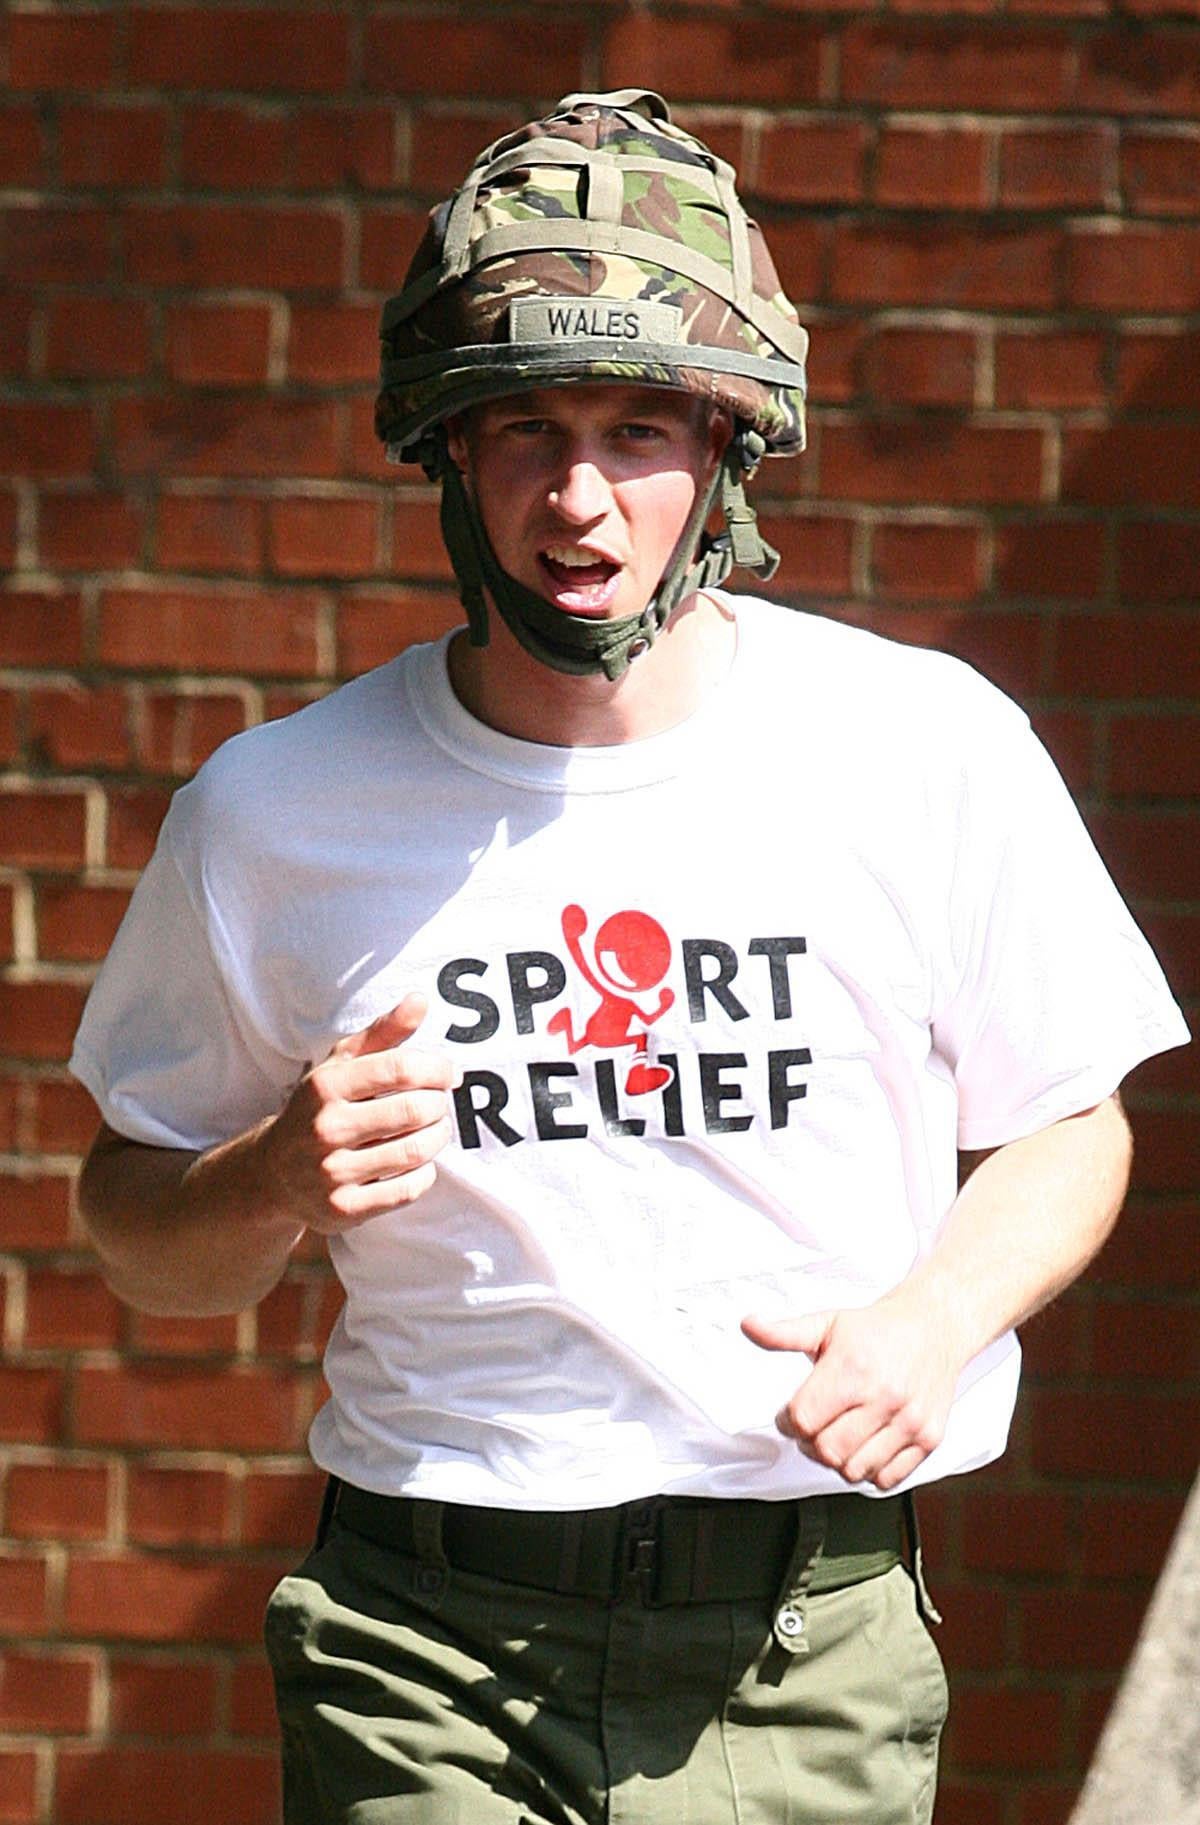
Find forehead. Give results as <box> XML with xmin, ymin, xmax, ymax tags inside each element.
<box><xmin>470</xmin><ymin>382</ymin><xmax>705</xmax><ymax>433</ymax></box>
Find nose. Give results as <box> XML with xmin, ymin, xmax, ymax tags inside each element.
<box><xmin>548</xmin><ymin>447</ymin><xmax>613</xmax><ymax>524</ymax></box>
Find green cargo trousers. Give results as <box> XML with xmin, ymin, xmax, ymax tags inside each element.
<box><xmin>265</xmin><ymin>1487</ymin><xmax>947</xmax><ymax>1825</ymax></box>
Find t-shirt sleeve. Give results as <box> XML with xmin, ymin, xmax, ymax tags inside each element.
<box><xmin>69</xmin><ymin>823</ymin><xmax>304</xmax><ymax>1152</ymax></box>
<box><xmin>930</xmin><ymin>705</ymin><xmax>1190</xmax><ymax>1151</ymax></box>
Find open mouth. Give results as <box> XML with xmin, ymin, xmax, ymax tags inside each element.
<box><xmin>538</xmin><ymin>544</ymin><xmax>622</xmax><ymax>614</ymax></box>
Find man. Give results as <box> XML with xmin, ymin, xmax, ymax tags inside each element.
<box><xmin>72</xmin><ymin>93</ymin><xmax>1187</xmax><ymax>1824</ymax></box>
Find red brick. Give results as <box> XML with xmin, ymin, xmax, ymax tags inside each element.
<box><xmin>0</xmin><ymin>291</ymin><xmax>33</xmax><ymax>376</ymax></box>
<box><xmin>1136</xmin><ymin>911</ymin><xmax>1200</xmax><ymax>997</ymax></box>
<box><xmin>0</xmin><ymin>1748</ymin><xmax>37</xmax><ymax>1824</ymax></box>
<box><xmin>754</xmin><ymin>513</ymin><xmax>856</xmax><ymax>598</ymax></box>
<box><xmin>1053</xmin><ymin>610</ymin><xmax>1200</xmax><ymax>696</ymax></box>
<box><xmin>874</xmin><ymin>126</ymin><xmax>989</xmax><ymax>209</ymax></box>
<box><xmin>359</xmin><ymin>207</ymin><xmax>436</xmax><ymax>291</ymax></box>
<box><xmin>38</xmin><ymin>491</ymin><xmax>142</xmax><ymax>569</ymax></box>
<box><xmin>1032</xmin><ymin>1387</ymin><xmax>1200</xmax><ymax>1479</ymax></box>
<box><xmin>7</xmin><ymin>10</ymin><xmax>117</xmax><ymax>89</ymax></box>
<box><xmin>1077</xmin><ymin>30</ymin><xmax>1200</xmax><ymax>117</ymax></box>
<box><xmin>0</xmin><ymin>1367</ymin><xmax>64</xmax><ymax>1444</ymax></box>
<box><xmin>74</xmin><ymin>1365</ymin><xmax>304</xmax><ymax>1452</ymax></box>
<box><xmin>157</xmin><ymin>495</ymin><xmax>265</xmax><ymax>574</ymax></box>
<box><xmin>960</xmin><ymin>1490</ymin><xmax>1072</xmax><ymax>1575</ymax></box>
<box><xmin>56</xmin><ymin>1746</ymin><xmax>280</xmax><ymax>1825</ymax></box>
<box><xmin>103</xmin><ymin>786</ymin><xmax>172</xmax><ymax>870</ymax></box>
<box><xmin>347</xmin><ymin>394</ymin><xmax>400</xmax><ymax>481</ymax></box>
<box><xmin>995</xmin><ymin>520</ymin><xmax>1105</xmax><ymax>602</ymax></box>
<box><xmin>0</xmin><ymin>403</ymin><xmax>95</xmax><ymax>478</ymax></box>
<box><xmin>1078</xmin><ymin>1488</ymin><xmax>1187</xmax><ymax>1578</ymax></box>
<box><xmin>1115</xmin><ymin>525</ymin><xmax>1200</xmax><ymax>605</ymax></box>
<box><xmin>287</xmin><ymin>302</ymin><xmax>377</xmax><ymax>383</ymax></box>
<box><xmin>108</xmin><ymin>1658</ymin><xmax>218</xmax><ymax>1738</ymax></box>
<box><xmin>0</xmin><ymin>880</ymin><xmax>13</xmax><ymax>956</ymax></box>
<box><xmin>179</xmin><ymin>105</ymin><xmax>287</xmax><ymax>191</ymax></box>
<box><xmin>4</xmin><ymin>204</ymin><xmax>111</xmax><ymax>284</ymax></box>
<box><xmin>600</xmin><ymin>15</ymin><xmax>823</xmax><ymax>104</ymax></box>
<box><xmin>363</xmin><ymin>15</ymin><xmax>585</xmax><ymax>99</ymax></box>
<box><xmin>229</xmin><ymin>1659</ymin><xmax>278</xmax><ymax>1738</ymax></box>
<box><xmin>0</xmin><ymin>1555</ymin><xmax>48</xmax><ymax>1633</ymax></box>
<box><xmin>240</xmin><ymin>1469</ymin><xmax>325</xmax><ymax>1548</ymax></box>
<box><xmin>1110</xmin><ymin>713</ymin><xmax>1200</xmax><ymax>797</ymax></box>
<box><xmin>23</xmin><ymin>1269</ymin><xmax>123</xmax><ymax>1351</ymax></box>
<box><xmin>1121</xmin><ymin>126</ymin><xmax>1200</xmax><ymax>213</ymax></box>
<box><xmin>4</xmin><ymin>1462</ymin><xmax>110</xmax><ymax>1541</ymax></box>
<box><xmin>994</xmin><ymin>331</ymin><xmax>1106</xmax><ymax>410</ymax></box>
<box><xmin>337</xmin><ymin>589</ymin><xmax>463</xmax><ymax>676</ymax></box>
<box><xmin>63</xmin><ymin>1556</ymin><xmax>282</xmax><ymax>1643</ymax></box>
<box><xmin>408</xmin><ymin>108</ymin><xmax>523</xmax><ymax>191</ymax></box>
<box><xmin>804</xmin><ymin>320</ymin><xmax>862</xmax><ymax>405</ymax></box>
<box><xmin>253</xmin><ymin>1278</ymin><xmax>315</xmax><ymax>1358</ymax></box>
<box><xmin>0</xmin><ymin>789</ymin><xmax>86</xmax><ymax>866</ymax></box>
<box><xmin>0</xmin><ymin>1173</ymin><xmax>73</xmax><ymax>1248</ymax></box>
<box><xmin>59</xmin><ymin>103</ymin><xmax>168</xmax><ymax>186</ymax></box>
<box><xmin>999</xmin><ymin>125</ymin><xmax>1113</xmax><ymax>208</ymax></box>
<box><xmin>756</xmin><ymin>119</ymin><xmax>868</xmax><ymax>204</ymax></box>
<box><xmin>1020</xmin><ymin>1587</ymin><xmax>1149</xmax><ymax>1671</ymax></box>
<box><xmin>875</xmin><ymin>603</ymin><xmax>1045</xmax><ymax>698</ymax></box>
<box><xmin>129</xmin><ymin>8</ymin><xmax>351</xmax><ymax>92</ymax></box>
<box><xmin>0</xmin><ymin>102</ymin><xmax>42</xmax><ymax>185</ymax></box>
<box><xmin>141</xmin><ymin>692</ymin><xmax>247</xmax><ymax>775</ymax></box>
<box><xmin>29</xmin><ymin>1077</ymin><xmax>97</xmax><ymax>1153</ymax></box>
<box><xmin>1020</xmin><ymin>1296</ymin><xmax>1083</xmax><ymax>1379</ymax></box>
<box><xmin>0</xmin><ymin>587</ymin><xmax>84</xmax><ymax>665</ymax></box>
<box><xmin>289</xmin><ymin>105</ymin><xmax>397</xmax><ymax>191</ymax></box>
<box><xmin>165</xmin><ymin>304</ymin><xmax>272</xmax><ymax>386</ymax></box>
<box><xmin>115</xmin><ymin>396</ymin><xmax>339</xmax><ymax>480</ymax></box>
<box><xmin>872</xmin><ymin>522</ymin><xmax>983</xmax><ymax>601</ymax></box>
<box><xmin>125</xmin><ymin>205</ymin><xmax>344</xmax><ymax>289</ymax></box>
<box><xmin>127</xmin><ymin>1467</ymin><xmax>233</xmax><ymax>1547</ymax></box>
<box><xmin>820</xmin><ymin>420</ymin><xmax>1043</xmax><ymax>506</ymax></box>
<box><xmin>949</xmin><ymin>1688</ymin><xmax>1067</xmax><ymax>1772</ymax></box>
<box><xmin>1066</xmin><ymin>424</ymin><xmax>1200</xmax><ymax>508</ymax></box>
<box><xmin>0</xmin><ymin>981</ymin><xmax>88</xmax><ymax>1062</ymax></box>
<box><xmin>0</xmin><ymin>1651</ymin><xmax>93</xmax><ymax>1733</ymax></box>
<box><xmin>1090</xmin><ymin>1296</ymin><xmax>1200</xmax><ymax>1380</ymax></box>
<box><xmin>861</xmin><ymin>328</ymin><xmax>978</xmax><ymax>407</ymax></box>
<box><xmin>268</xmin><ymin>497</ymin><xmax>380</xmax><ymax>578</ymax></box>
<box><xmin>756</xmin><ymin>219</ymin><xmax>826</xmax><ymax>308</ymax></box>
<box><xmin>1121</xmin><ymin>1106</ymin><xmax>1200</xmax><ymax>1192</ymax></box>
<box><xmin>128</xmin><ymin>1311</ymin><xmax>240</xmax><ymax>1354</ymax></box>
<box><xmin>929</xmin><ymin>1580</ymin><xmax>1009</xmax><ymax>1670</ymax></box>
<box><xmin>841</xmin><ymin>22</ymin><xmax>1075</xmax><ymax>110</ymax></box>
<box><xmin>27</xmin><ymin>684</ymin><xmax>132</xmax><ymax>769</ymax></box>
<box><xmin>0</xmin><ymin>492</ymin><xmax>17</xmax><ymax>567</ymax></box>
<box><xmin>831</xmin><ymin>222</ymin><xmax>1058</xmax><ymax>309</ymax></box>
<box><xmin>1114</xmin><ymin>330</ymin><xmax>1200</xmax><ymax>411</ymax></box>
<box><xmin>1066</xmin><ymin>224</ymin><xmax>1200</xmax><ymax>312</ymax></box>
<box><xmin>98</xmin><ymin>585</ymin><xmax>322</xmax><ymax>677</ymax></box>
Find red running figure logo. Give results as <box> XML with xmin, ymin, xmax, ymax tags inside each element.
<box><xmin>546</xmin><ymin>905</ymin><xmax>675</xmax><ymax>1095</ymax></box>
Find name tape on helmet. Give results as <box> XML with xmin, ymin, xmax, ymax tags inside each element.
<box><xmin>509</xmin><ymin>296</ymin><xmax>685</xmax><ymax>347</ymax></box>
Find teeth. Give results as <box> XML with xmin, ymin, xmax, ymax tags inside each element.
<box><xmin>543</xmin><ymin>545</ymin><xmax>609</xmax><ymax>569</ymax></box>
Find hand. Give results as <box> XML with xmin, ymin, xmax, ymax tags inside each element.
<box><xmin>258</xmin><ymin>992</ymin><xmax>462</xmax><ymax>1234</ymax></box>
<box><xmin>740</xmin><ymin>1290</ymin><xmax>967</xmax><ymax>1491</ymax></box>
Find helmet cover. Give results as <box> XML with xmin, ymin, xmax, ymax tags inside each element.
<box><xmin>376</xmin><ymin>90</ymin><xmax>808</xmax><ymax>463</ymax></box>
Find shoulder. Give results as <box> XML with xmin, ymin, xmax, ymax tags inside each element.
<box><xmin>724</xmin><ymin>594</ymin><xmax>1030</xmax><ymax>755</ymax></box>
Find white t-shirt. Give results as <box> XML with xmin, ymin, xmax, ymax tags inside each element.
<box><xmin>70</xmin><ymin>597</ymin><xmax>1189</xmax><ymax>1508</ymax></box>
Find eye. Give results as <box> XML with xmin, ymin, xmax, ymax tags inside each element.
<box><xmin>616</xmin><ymin>421</ymin><xmax>667</xmax><ymax>444</ymax></box>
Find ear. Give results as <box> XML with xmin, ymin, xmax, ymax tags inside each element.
<box><xmin>706</xmin><ymin>406</ymin><xmax>734</xmax><ymax>468</ymax></box>
<box><xmin>445</xmin><ymin>412</ymin><xmax>469</xmax><ymax>471</ymax></box>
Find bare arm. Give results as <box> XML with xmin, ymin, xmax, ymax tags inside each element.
<box><xmin>78</xmin><ymin>992</ymin><xmax>461</xmax><ymax>1317</ymax></box>
<box><xmin>742</xmin><ymin>1094</ymin><xmax>1133</xmax><ymax>1490</ymax></box>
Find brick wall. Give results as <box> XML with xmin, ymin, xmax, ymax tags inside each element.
<box><xmin>1</xmin><ymin>7</ymin><xmax>1196</xmax><ymax>1823</ymax></box>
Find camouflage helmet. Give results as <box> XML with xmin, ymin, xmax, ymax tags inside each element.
<box><xmin>376</xmin><ymin>89</ymin><xmax>809</xmax><ymax>462</ymax></box>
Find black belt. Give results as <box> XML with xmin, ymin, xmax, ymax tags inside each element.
<box><xmin>327</xmin><ymin>1480</ymin><xmax>906</xmax><ymax>1607</ymax></box>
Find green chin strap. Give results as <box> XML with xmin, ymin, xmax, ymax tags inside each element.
<box><xmin>424</xmin><ymin>426</ymin><xmax>780</xmax><ymax>684</ymax></box>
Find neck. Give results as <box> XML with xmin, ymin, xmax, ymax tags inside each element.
<box><xmin>446</xmin><ymin>590</ymin><xmax>737</xmax><ymax>747</ymax></box>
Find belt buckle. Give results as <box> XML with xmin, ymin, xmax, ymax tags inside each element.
<box><xmin>623</xmin><ymin>1499</ymin><xmax>662</xmax><ymax>1604</ymax></box>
